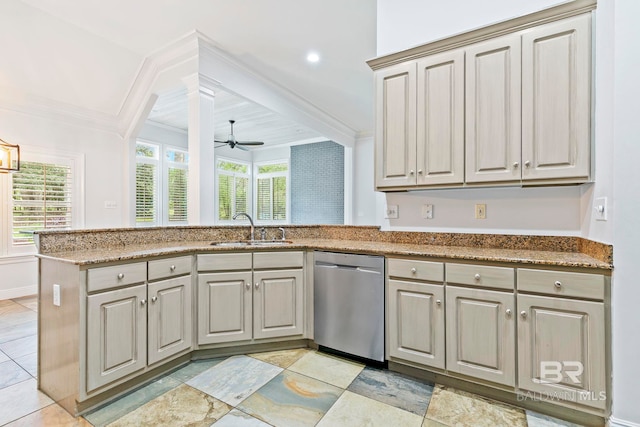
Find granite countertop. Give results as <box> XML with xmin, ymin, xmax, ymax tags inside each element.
<box><xmin>36</xmin><ymin>238</ymin><xmax>612</xmax><ymax>270</ymax></box>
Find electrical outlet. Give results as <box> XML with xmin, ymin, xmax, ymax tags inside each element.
<box><xmin>53</xmin><ymin>284</ymin><xmax>61</xmax><ymax>307</ymax></box>
<box><xmin>475</xmin><ymin>204</ymin><xmax>487</xmax><ymax>219</ymax></box>
<box><xmin>385</xmin><ymin>205</ymin><xmax>399</xmax><ymax>219</ymax></box>
<box><xmin>104</xmin><ymin>201</ymin><xmax>117</xmax><ymax>209</ymax></box>
<box><xmin>422</xmin><ymin>204</ymin><xmax>434</xmax><ymax>219</ymax></box>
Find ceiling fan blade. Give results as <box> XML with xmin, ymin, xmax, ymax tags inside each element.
<box><xmin>236</xmin><ymin>141</ymin><xmax>265</xmax><ymax>146</ymax></box>
<box><xmin>214</xmin><ymin>143</ymin><xmax>228</xmax><ymax>149</ymax></box>
<box><xmin>235</xmin><ymin>144</ymin><xmax>249</xmax><ymax>151</ymax></box>
<box><xmin>214</xmin><ymin>139</ymin><xmax>228</xmax><ymax>143</ymax></box>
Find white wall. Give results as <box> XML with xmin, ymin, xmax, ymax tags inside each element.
<box><xmin>138</xmin><ymin>122</ymin><xmax>188</xmax><ymax>148</ymax></box>
<box><xmin>610</xmin><ymin>0</ymin><xmax>640</xmax><ymax>424</ymax></box>
<box><xmin>0</xmin><ymin>109</ymin><xmax>125</xmax><ymax>299</ymax></box>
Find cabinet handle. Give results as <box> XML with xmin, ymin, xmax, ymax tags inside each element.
<box><xmin>520</xmin><ymin>311</ymin><xmax>527</xmax><ymax>318</ymax></box>
<box><xmin>255</xmin><ymin>282</ymin><xmax>260</xmax><ymax>289</ymax></box>
<box><xmin>151</xmin><ymin>296</ymin><xmax>157</xmax><ymax>303</ymax></box>
<box><xmin>506</xmin><ymin>309</ymin><xmax>512</xmax><ymax>317</ymax></box>
<box><xmin>417</xmin><ymin>169</ymin><xmax>423</xmax><ymax>175</ymax></box>
<box><xmin>117</xmin><ymin>273</ymin><xmax>125</xmax><ymax>280</ymax></box>
<box><xmin>246</xmin><ymin>283</ymin><xmax>251</xmax><ymax>290</ymax></box>
<box><xmin>554</xmin><ymin>280</ymin><xmax>562</xmax><ymax>288</ymax></box>
<box><xmin>474</xmin><ymin>273</ymin><xmax>481</xmax><ymax>281</ymax></box>
<box><xmin>170</xmin><ymin>265</ymin><xmax>176</xmax><ymax>272</ymax></box>
<box><xmin>410</xmin><ymin>268</ymin><xmax>417</xmax><ymax>274</ymax></box>
<box><xmin>524</xmin><ymin>161</ymin><xmax>531</xmax><ymax>168</ymax></box>
<box><xmin>436</xmin><ymin>299</ymin><xmax>442</xmax><ymax>306</ymax></box>
<box><xmin>513</xmin><ymin>162</ymin><xmax>519</xmax><ymax>169</ymax></box>
<box><xmin>409</xmin><ymin>170</ymin><xmax>415</xmax><ymax>175</ymax></box>
<box><xmin>140</xmin><ymin>299</ymin><xmax>147</xmax><ymax>306</ymax></box>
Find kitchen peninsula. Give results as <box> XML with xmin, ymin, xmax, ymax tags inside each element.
<box><xmin>35</xmin><ymin>225</ymin><xmax>612</xmax><ymax>423</ymax></box>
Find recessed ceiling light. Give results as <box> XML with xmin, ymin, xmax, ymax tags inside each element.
<box><xmin>307</xmin><ymin>52</ymin><xmax>320</xmax><ymax>63</ymax></box>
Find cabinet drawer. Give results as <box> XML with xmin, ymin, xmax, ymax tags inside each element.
<box><xmin>148</xmin><ymin>256</ymin><xmax>192</xmax><ymax>281</ymax></box>
<box><xmin>253</xmin><ymin>251</ymin><xmax>304</xmax><ymax>269</ymax></box>
<box><xmin>87</xmin><ymin>262</ymin><xmax>147</xmax><ymax>293</ymax></box>
<box><xmin>388</xmin><ymin>258</ymin><xmax>443</xmax><ymax>282</ymax></box>
<box><xmin>517</xmin><ymin>268</ymin><xmax>605</xmax><ymax>300</ymax></box>
<box><xmin>197</xmin><ymin>253</ymin><xmax>252</xmax><ymax>272</ymax></box>
<box><xmin>446</xmin><ymin>263</ymin><xmax>514</xmax><ymax>290</ymax></box>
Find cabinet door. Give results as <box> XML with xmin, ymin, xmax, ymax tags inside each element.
<box><xmin>86</xmin><ymin>284</ymin><xmax>147</xmax><ymax>392</ymax></box>
<box><xmin>375</xmin><ymin>61</ymin><xmax>417</xmax><ymax>189</ymax></box>
<box><xmin>518</xmin><ymin>294</ymin><xmax>606</xmax><ymax>409</ymax></box>
<box><xmin>522</xmin><ymin>14</ymin><xmax>591</xmax><ymax>182</ymax></box>
<box><xmin>253</xmin><ymin>269</ymin><xmax>304</xmax><ymax>339</ymax></box>
<box><xmin>388</xmin><ymin>280</ymin><xmax>445</xmax><ymax>369</ymax></box>
<box><xmin>465</xmin><ymin>34</ymin><xmax>521</xmax><ymax>184</ymax></box>
<box><xmin>446</xmin><ymin>286</ymin><xmax>515</xmax><ymax>386</ymax></box>
<box><xmin>416</xmin><ymin>50</ymin><xmax>464</xmax><ymax>186</ymax></box>
<box><xmin>197</xmin><ymin>272</ymin><xmax>252</xmax><ymax>345</ymax></box>
<box><xmin>148</xmin><ymin>276</ymin><xmax>193</xmax><ymax>365</ymax></box>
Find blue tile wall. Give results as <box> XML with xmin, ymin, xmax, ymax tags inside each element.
<box><xmin>291</xmin><ymin>141</ymin><xmax>344</xmax><ymax>224</ymax></box>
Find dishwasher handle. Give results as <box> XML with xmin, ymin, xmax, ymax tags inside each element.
<box><xmin>315</xmin><ymin>261</ymin><xmax>382</xmax><ymax>275</ymax></box>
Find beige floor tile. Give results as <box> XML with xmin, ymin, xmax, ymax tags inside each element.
<box><xmin>0</xmin><ymin>334</ymin><xmax>37</xmax><ymax>359</ymax></box>
<box><xmin>106</xmin><ymin>383</ymin><xmax>231</xmax><ymax>427</ymax></box>
<box><xmin>248</xmin><ymin>347</ymin><xmax>311</xmax><ymax>368</ymax></box>
<box><xmin>13</xmin><ymin>295</ymin><xmax>38</xmax><ymax>312</ymax></box>
<box><xmin>0</xmin><ymin>378</ymin><xmax>54</xmax><ymax>425</ymax></box>
<box><xmin>426</xmin><ymin>385</ymin><xmax>527</xmax><ymax>427</ymax></box>
<box><xmin>317</xmin><ymin>390</ymin><xmax>423</xmax><ymax>427</ymax></box>
<box><xmin>4</xmin><ymin>403</ymin><xmax>92</xmax><ymax>426</ymax></box>
<box><xmin>288</xmin><ymin>351</ymin><xmax>364</xmax><ymax>388</ymax></box>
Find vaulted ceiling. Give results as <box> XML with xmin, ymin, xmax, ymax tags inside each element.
<box><xmin>11</xmin><ymin>0</ymin><xmax>377</xmax><ymax>145</ymax></box>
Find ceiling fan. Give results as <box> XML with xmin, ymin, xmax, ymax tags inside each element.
<box><xmin>214</xmin><ymin>120</ymin><xmax>265</xmax><ymax>151</ymax></box>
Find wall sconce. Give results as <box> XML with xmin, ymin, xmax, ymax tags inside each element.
<box><xmin>0</xmin><ymin>139</ymin><xmax>20</xmax><ymax>173</ymax></box>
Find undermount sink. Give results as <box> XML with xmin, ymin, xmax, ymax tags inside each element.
<box><xmin>210</xmin><ymin>240</ymin><xmax>293</xmax><ymax>247</ymax></box>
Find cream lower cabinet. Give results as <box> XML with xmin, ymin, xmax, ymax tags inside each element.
<box><xmin>87</xmin><ymin>284</ymin><xmax>147</xmax><ymax>392</ymax></box>
<box><xmin>197</xmin><ymin>251</ymin><xmax>305</xmax><ymax>346</ymax></box>
<box><xmin>517</xmin><ymin>268</ymin><xmax>607</xmax><ymax>410</ymax></box>
<box><xmin>387</xmin><ymin>258</ymin><xmax>445</xmax><ymax>369</ymax></box>
<box><xmin>445</xmin><ymin>263</ymin><xmax>516</xmax><ymax>386</ymax></box>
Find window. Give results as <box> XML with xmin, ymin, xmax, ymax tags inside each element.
<box><xmin>255</xmin><ymin>161</ymin><xmax>288</xmax><ymax>222</ymax></box>
<box><xmin>2</xmin><ymin>149</ymin><xmax>82</xmax><ymax>256</ymax></box>
<box><xmin>216</xmin><ymin>159</ymin><xmax>250</xmax><ymax>221</ymax></box>
<box><xmin>135</xmin><ymin>141</ymin><xmax>188</xmax><ymax>226</ymax></box>
<box><xmin>11</xmin><ymin>161</ymin><xmax>73</xmax><ymax>245</ymax></box>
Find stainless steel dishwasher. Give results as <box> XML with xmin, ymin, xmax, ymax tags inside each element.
<box><xmin>314</xmin><ymin>251</ymin><xmax>385</xmax><ymax>362</ymax></box>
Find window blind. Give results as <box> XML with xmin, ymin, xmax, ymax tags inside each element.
<box><xmin>12</xmin><ymin>161</ymin><xmax>73</xmax><ymax>245</ymax></box>
<box><xmin>136</xmin><ymin>162</ymin><xmax>157</xmax><ymax>224</ymax></box>
<box><xmin>168</xmin><ymin>166</ymin><xmax>188</xmax><ymax>222</ymax></box>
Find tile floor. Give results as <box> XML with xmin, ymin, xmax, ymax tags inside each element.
<box><xmin>0</xmin><ymin>296</ymin><xmax>585</xmax><ymax>427</ymax></box>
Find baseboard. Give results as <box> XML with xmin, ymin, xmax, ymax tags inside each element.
<box><xmin>0</xmin><ymin>285</ymin><xmax>37</xmax><ymax>301</ymax></box>
<box><xmin>609</xmin><ymin>417</ymin><xmax>640</xmax><ymax>427</ymax></box>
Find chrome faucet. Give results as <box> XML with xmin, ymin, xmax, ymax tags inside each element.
<box><xmin>232</xmin><ymin>212</ymin><xmax>255</xmax><ymax>241</ymax></box>
<box><xmin>278</xmin><ymin>227</ymin><xmax>286</xmax><ymax>241</ymax></box>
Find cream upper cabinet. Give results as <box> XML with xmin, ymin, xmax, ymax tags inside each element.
<box><xmin>375</xmin><ymin>62</ymin><xmax>417</xmax><ymax>188</ymax></box>
<box><xmin>465</xmin><ymin>34</ymin><xmax>522</xmax><ymax>184</ymax></box>
<box><xmin>416</xmin><ymin>50</ymin><xmax>465</xmax><ymax>186</ymax></box>
<box><xmin>370</xmin><ymin>11</ymin><xmax>593</xmax><ymax>189</ymax></box>
<box><xmin>521</xmin><ymin>14</ymin><xmax>591</xmax><ymax>182</ymax></box>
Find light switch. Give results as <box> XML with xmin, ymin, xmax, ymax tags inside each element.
<box><xmin>104</xmin><ymin>201</ymin><xmax>117</xmax><ymax>209</ymax></box>
<box><xmin>594</xmin><ymin>197</ymin><xmax>607</xmax><ymax>221</ymax></box>
<box><xmin>475</xmin><ymin>204</ymin><xmax>487</xmax><ymax>219</ymax></box>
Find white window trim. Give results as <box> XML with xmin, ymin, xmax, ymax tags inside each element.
<box><xmin>163</xmin><ymin>145</ymin><xmax>189</xmax><ymax>225</ymax></box>
<box><xmin>253</xmin><ymin>159</ymin><xmax>290</xmax><ymax>225</ymax></box>
<box><xmin>215</xmin><ymin>157</ymin><xmax>252</xmax><ymax>224</ymax></box>
<box><xmin>2</xmin><ymin>146</ymin><xmax>85</xmax><ymax>257</ymax></box>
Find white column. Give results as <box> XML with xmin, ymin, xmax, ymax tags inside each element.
<box><xmin>184</xmin><ymin>74</ymin><xmax>216</xmax><ymax>225</ymax></box>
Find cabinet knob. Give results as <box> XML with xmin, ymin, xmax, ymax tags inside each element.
<box><xmin>417</xmin><ymin>169</ymin><xmax>423</xmax><ymax>175</ymax></box>
<box><xmin>474</xmin><ymin>273</ymin><xmax>481</xmax><ymax>281</ymax></box>
<box><xmin>436</xmin><ymin>299</ymin><xmax>442</xmax><ymax>306</ymax></box>
<box><xmin>140</xmin><ymin>299</ymin><xmax>147</xmax><ymax>306</ymax></box>
<box><xmin>410</xmin><ymin>268</ymin><xmax>417</xmax><ymax>274</ymax></box>
<box><xmin>117</xmin><ymin>273</ymin><xmax>125</xmax><ymax>280</ymax></box>
<box><xmin>506</xmin><ymin>309</ymin><xmax>512</xmax><ymax>317</ymax></box>
<box><xmin>513</xmin><ymin>162</ymin><xmax>519</xmax><ymax>169</ymax></box>
<box><xmin>151</xmin><ymin>296</ymin><xmax>157</xmax><ymax>303</ymax></box>
<box><xmin>246</xmin><ymin>283</ymin><xmax>251</xmax><ymax>290</ymax></box>
<box><xmin>554</xmin><ymin>280</ymin><xmax>562</xmax><ymax>288</ymax></box>
<box><xmin>255</xmin><ymin>282</ymin><xmax>260</xmax><ymax>289</ymax></box>
<box><xmin>409</xmin><ymin>170</ymin><xmax>415</xmax><ymax>175</ymax></box>
<box><xmin>170</xmin><ymin>265</ymin><xmax>176</xmax><ymax>272</ymax></box>
<box><xmin>524</xmin><ymin>161</ymin><xmax>531</xmax><ymax>168</ymax></box>
<box><xmin>520</xmin><ymin>311</ymin><xmax>527</xmax><ymax>318</ymax></box>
